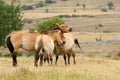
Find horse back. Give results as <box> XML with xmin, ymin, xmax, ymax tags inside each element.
<box><xmin>64</xmin><ymin>33</ymin><xmax>74</xmax><ymax>49</ymax></box>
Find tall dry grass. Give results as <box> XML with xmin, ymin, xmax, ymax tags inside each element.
<box><xmin>0</xmin><ymin>54</ymin><xmax>120</xmax><ymax>80</ymax></box>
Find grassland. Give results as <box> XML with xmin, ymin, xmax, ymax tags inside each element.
<box><xmin>1</xmin><ymin>0</ymin><xmax>120</xmax><ymax>80</ymax></box>
<box><xmin>0</xmin><ymin>54</ymin><xmax>120</xmax><ymax>80</ymax></box>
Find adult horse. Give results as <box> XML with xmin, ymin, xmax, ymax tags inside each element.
<box><xmin>35</xmin><ymin>29</ymin><xmax>69</xmax><ymax>66</ymax></box>
<box><xmin>35</xmin><ymin>34</ymin><xmax>54</xmax><ymax>66</ymax></box>
<box><xmin>5</xmin><ymin>23</ymin><xmax>71</xmax><ymax>66</ymax></box>
<box><xmin>55</xmin><ymin>32</ymin><xmax>82</xmax><ymax>65</ymax></box>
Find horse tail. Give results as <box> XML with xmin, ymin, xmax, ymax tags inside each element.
<box><xmin>36</xmin><ymin>39</ymin><xmax>43</xmax><ymax>54</ymax></box>
<box><xmin>5</xmin><ymin>35</ymin><xmax>14</xmax><ymax>53</ymax></box>
<box><xmin>74</xmin><ymin>38</ymin><xmax>83</xmax><ymax>52</ymax></box>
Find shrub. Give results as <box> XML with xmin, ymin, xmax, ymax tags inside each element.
<box><xmin>45</xmin><ymin>0</ymin><xmax>56</xmax><ymax>4</ymax></box>
<box><xmin>76</xmin><ymin>3</ymin><xmax>80</xmax><ymax>6</ymax></box>
<box><xmin>103</xmin><ymin>30</ymin><xmax>112</xmax><ymax>33</ymax></box>
<box><xmin>101</xmin><ymin>6</ymin><xmax>108</xmax><ymax>12</ymax></box>
<box><xmin>36</xmin><ymin>17</ymin><xmax>65</xmax><ymax>32</ymax></box>
<box><xmin>72</xmin><ymin>14</ymin><xmax>80</xmax><ymax>17</ymax></box>
<box><xmin>102</xmin><ymin>53</ymin><xmax>111</xmax><ymax>58</ymax></box>
<box><xmin>36</xmin><ymin>1</ymin><xmax>44</xmax><ymax>8</ymax></box>
<box><xmin>95</xmin><ymin>24</ymin><xmax>104</xmax><ymax>29</ymax></box>
<box><xmin>61</xmin><ymin>0</ymin><xmax>67</xmax><ymax>1</ymax></box>
<box><xmin>73</xmin><ymin>9</ymin><xmax>77</xmax><ymax>12</ymax></box>
<box><xmin>107</xmin><ymin>2</ymin><xmax>114</xmax><ymax>9</ymax></box>
<box><xmin>81</xmin><ymin>15</ymin><xmax>94</xmax><ymax>18</ymax></box>
<box><xmin>82</xmin><ymin>4</ymin><xmax>86</xmax><ymax>9</ymax></box>
<box><xmin>21</xmin><ymin>5</ymin><xmax>33</xmax><ymax>10</ymax></box>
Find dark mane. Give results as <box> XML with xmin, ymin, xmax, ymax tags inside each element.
<box><xmin>39</xmin><ymin>27</ymin><xmax>60</xmax><ymax>34</ymax></box>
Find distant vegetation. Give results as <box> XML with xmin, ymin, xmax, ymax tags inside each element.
<box><xmin>101</xmin><ymin>2</ymin><xmax>114</xmax><ymax>12</ymax></box>
<box><xmin>29</xmin><ymin>17</ymin><xmax>64</xmax><ymax>32</ymax></box>
<box><xmin>0</xmin><ymin>0</ymin><xmax>23</xmax><ymax>46</ymax></box>
<box><xmin>21</xmin><ymin>0</ymin><xmax>57</xmax><ymax>11</ymax></box>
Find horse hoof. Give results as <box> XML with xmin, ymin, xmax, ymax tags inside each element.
<box><xmin>34</xmin><ymin>64</ymin><xmax>38</xmax><ymax>67</ymax></box>
<box><xmin>13</xmin><ymin>63</ymin><xmax>17</xmax><ymax>67</ymax></box>
<box><xmin>68</xmin><ymin>63</ymin><xmax>70</xmax><ymax>65</ymax></box>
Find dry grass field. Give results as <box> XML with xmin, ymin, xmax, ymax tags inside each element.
<box><xmin>1</xmin><ymin>0</ymin><xmax>120</xmax><ymax>80</ymax></box>
<box><xmin>0</xmin><ymin>55</ymin><xmax>120</xmax><ymax>80</ymax></box>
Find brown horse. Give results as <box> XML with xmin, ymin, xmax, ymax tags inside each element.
<box><xmin>35</xmin><ymin>34</ymin><xmax>54</xmax><ymax>66</ymax></box>
<box><xmin>34</xmin><ymin>29</ymin><xmax>67</xmax><ymax>66</ymax></box>
<box><xmin>55</xmin><ymin>32</ymin><xmax>82</xmax><ymax>65</ymax></box>
<box><xmin>5</xmin><ymin>23</ymin><xmax>71</xmax><ymax>66</ymax></box>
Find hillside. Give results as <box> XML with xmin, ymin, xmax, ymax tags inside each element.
<box><xmin>5</xmin><ymin>0</ymin><xmax>120</xmax><ymax>32</ymax></box>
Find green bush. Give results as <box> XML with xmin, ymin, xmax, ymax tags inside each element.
<box><xmin>0</xmin><ymin>0</ymin><xmax>23</xmax><ymax>46</ymax></box>
<box><xmin>107</xmin><ymin>2</ymin><xmax>114</xmax><ymax>9</ymax></box>
<box><xmin>103</xmin><ymin>30</ymin><xmax>112</xmax><ymax>33</ymax></box>
<box><xmin>81</xmin><ymin>15</ymin><xmax>94</xmax><ymax>18</ymax></box>
<box><xmin>36</xmin><ymin>17</ymin><xmax>65</xmax><ymax>32</ymax></box>
<box><xmin>21</xmin><ymin>5</ymin><xmax>33</xmax><ymax>10</ymax></box>
<box><xmin>36</xmin><ymin>1</ymin><xmax>45</xmax><ymax>8</ymax></box>
<box><xmin>45</xmin><ymin>0</ymin><xmax>56</xmax><ymax>4</ymax></box>
<box><xmin>102</xmin><ymin>53</ymin><xmax>111</xmax><ymax>58</ymax></box>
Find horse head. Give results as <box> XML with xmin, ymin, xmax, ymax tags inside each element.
<box><xmin>56</xmin><ymin>23</ymin><xmax>72</xmax><ymax>33</ymax></box>
<box><xmin>56</xmin><ymin>30</ymin><xmax>66</xmax><ymax>45</ymax></box>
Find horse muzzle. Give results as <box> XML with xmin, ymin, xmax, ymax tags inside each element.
<box><xmin>68</xmin><ymin>27</ymin><xmax>72</xmax><ymax>32</ymax></box>
<box><xmin>60</xmin><ymin>39</ymin><xmax>66</xmax><ymax>45</ymax></box>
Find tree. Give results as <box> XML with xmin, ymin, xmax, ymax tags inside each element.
<box><xmin>0</xmin><ymin>0</ymin><xmax>23</xmax><ymax>46</ymax></box>
<box><xmin>35</xmin><ymin>17</ymin><xmax>65</xmax><ymax>32</ymax></box>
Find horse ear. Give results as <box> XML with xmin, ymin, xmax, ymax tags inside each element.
<box><xmin>57</xmin><ymin>30</ymin><xmax>61</xmax><ymax>34</ymax></box>
<box><xmin>56</xmin><ymin>23</ymin><xmax>61</xmax><ymax>25</ymax></box>
<box><xmin>56</xmin><ymin>23</ymin><xmax>63</xmax><ymax>30</ymax></box>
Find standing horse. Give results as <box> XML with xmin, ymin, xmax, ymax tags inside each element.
<box><xmin>5</xmin><ymin>23</ymin><xmax>71</xmax><ymax>66</ymax></box>
<box><xmin>35</xmin><ymin>34</ymin><xmax>54</xmax><ymax>66</ymax></box>
<box><xmin>34</xmin><ymin>29</ymin><xmax>67</xmax><ymax>66</ymax></box>
<box><xmin>55</xmin><ymin>32</ymin><xmax>82</xmax><ymax>65</ymax></box>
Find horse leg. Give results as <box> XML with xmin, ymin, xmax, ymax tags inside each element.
<box><xmin>55</xmin><ymin>54</ymin><xmax>59</xmax><ymax>65</ymax></box>
<box><xmin>12</xmin><ymin>53</ymin><xmax>17</xmax><ymax>66</ymax></box>
<box><xmin>64</xmin><ymin>54</ymin><xmax>67</xmax><ymax>65</ymax></box>
<box><xmin>34</xmin><ymin>52</ymin><xmax>39</xmax><ymax>67</ymax></box>
<box><xmin>50</xmin><ymin>55</ymin><xmax>53</xmax><ymax>65</ymax></box>
<box><xmin>47</xmin><ymin>55</ymin><xmax>49</xmax><ymax>64</ymax></box>
<box><xmin>71</xmin><ymin>49</ymin><xmax>76</xmax><ymax>64</ymax></box>
<box><xmin>67</xmin><ymin>53</ymin><xmax>71</xmax><ymax>65</ymax></box>
<box><xmin>44</xmin><ymin>56</ymin><xmax>47</xmax><ymax>64</ymax></box>
<box><xmin>55</xmin><ymin>46</ymin><xmax>59</xmax><ymax>65</ymax></box>
<box><xmin>40</xmin><ymin>54</ymin><xmax>43</xmax><ymax>66</ymax></box>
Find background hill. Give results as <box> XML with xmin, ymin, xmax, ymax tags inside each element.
<box><xmin>5</xmin><ymin>0</ymin><xmax>120</xmax><ymax>32</ymax></box>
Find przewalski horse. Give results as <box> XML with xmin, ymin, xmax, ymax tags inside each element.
<box><xmin>34</xmin><ymin>29</ymin><xmax>67</xmax><ymax>66</ymax></box>
<box><xmin>35</xmin><ymin>34</ymin><xmax>54</xmax><ymax>66</ymax></box>
<box><xmin>55</xmin><ymin>32</ymin><xmax>82</xmax><ymax>65</ymax></box>
<box><xmin>5</xmin><ymin>23</ymin><xmax>72</xmax><ymax>66</ymax></box>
